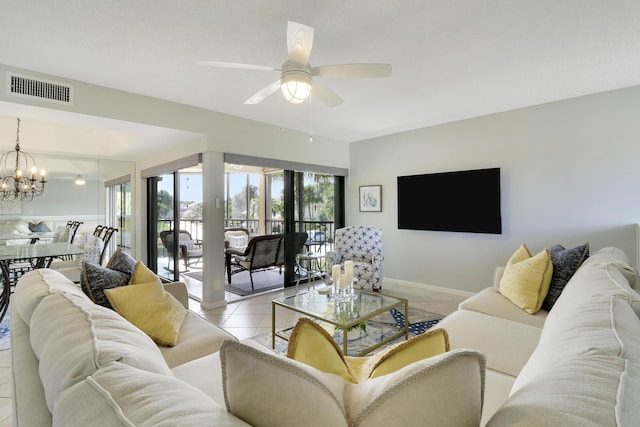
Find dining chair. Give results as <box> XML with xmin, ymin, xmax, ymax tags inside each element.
<box><xmin>49</xmin><ymin>225</ymin><xmax>119</xmax><ymax>283</ymax></box>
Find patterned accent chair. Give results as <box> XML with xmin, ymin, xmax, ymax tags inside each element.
<box><xmin>326</xmin><ymin>225</ymin><xmax>384</xmax><ymax>291</ymax></box>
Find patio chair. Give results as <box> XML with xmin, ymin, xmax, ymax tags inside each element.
<box><xmin>227</xmin><ymin>232</ymin><xmax>308</xmax><ymax>289</ymax></box>
<box><xmin>160</xmin><ymin>230</ymin><xmax>203</xmax><ymax>271</ymax></box>
<box><xmin>326</xmin><ymin>225</ymin><xmax>384</xmax><ymax>291</ymax></box>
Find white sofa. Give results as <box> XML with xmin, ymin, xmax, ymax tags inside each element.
<box><xmin>11</xmin><ymin>267</ymin><xmax>485</xmax><ymax>427</ymax></box>
<box><xmin>10</xmin><ymin>268</ymin><xmax>246</xmax><ymax>426</ymax></box>
<box><xmin>438</xmin><ymin>246</ymin><xmax>640</xmax><ymax>426</ymax></box>
<box><xmin>11</xmin><ymin>246</ymin><xmax>640</xmax><ymax>426</ymax></box>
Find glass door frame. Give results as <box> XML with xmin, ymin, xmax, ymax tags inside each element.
<box><xmin>147</xmin><ymin>173</ymin><xmax>181</xmax><ymax>282</ymax></box>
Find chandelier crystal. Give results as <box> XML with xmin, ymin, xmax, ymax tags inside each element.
<box><xmin>0</xmin><ymin>118</ymin><xmax>46</xmax><ymax>202</ymax></box>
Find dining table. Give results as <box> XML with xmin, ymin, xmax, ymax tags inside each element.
<box><xmin>0</xmin><ymin>242</ymin><xmax>85</xmax><ymax>323</ymax></box>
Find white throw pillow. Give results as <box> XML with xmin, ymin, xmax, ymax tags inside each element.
<box><xmin>220</xmin><ymin>340</ymin><xmax>485</xmax><ymax>427</ymax></box>
<box><xmin>81</xmin><ymin>236</ymin><xmax>105</xmax><ymax>264</ymax></box>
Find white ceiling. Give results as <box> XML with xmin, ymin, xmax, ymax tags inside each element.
<box><xmin>0</xmin><ymin>0</ymin><xmax>639</xmax><ymax>156</ymax></box>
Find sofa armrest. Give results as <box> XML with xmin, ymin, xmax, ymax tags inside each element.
<box><xmin>493</xmin><ymin>266</ymin><xmax>504</xmax><ymax>288</ymax></box>
<box><xmin>367</xmin><ymin>252</ymin><xmax>384</xmax><ymax>266</ymax></box>
<box><xmin>164</xmin><ymin>282</ymin><xmax>189</xmax><ymax>309</ymax></box>
<box><xmin>325</xmin><ymin>250</ymin><xmax>342</xmax><ymax>265</ymax></box>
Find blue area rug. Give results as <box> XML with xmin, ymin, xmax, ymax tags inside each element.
<box><xmin>0</xmin><ymin>308</ymin><xmax>10</xmax><ymax>351</ymax></box>
<box><xmin>388</xmin><ymin>307</ymin><xmax>442</xmax><ymax>335</ymax></box>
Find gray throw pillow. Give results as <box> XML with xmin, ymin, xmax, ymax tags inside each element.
<box><xmin>29</xmin><ymin>221</ymin><xmax>51</xmax><ymax>232</ymax></box>
<box><xmin>80</xmin><ymin>261</ymin><xmax>130</xmax><ymax>309</ymax></box>
<box><xmin>542</xmin><ymin>243</ymin><xmax>590</xmax><ymax>311</ymax></box>
<box><xmin>106</xmin><ymin>249</ymin><xmax>137</xmax><ymax>276</ymax></box>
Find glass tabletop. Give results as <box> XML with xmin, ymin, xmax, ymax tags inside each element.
<box><xmin>273</xmin><ymin>289</ymin><xmax>407</xmax><ymax>329</ymax></box>
<box><xmin>0</xmin><ymin>242</ymin><xmax>84</xmax><ymax>261</ymax></box>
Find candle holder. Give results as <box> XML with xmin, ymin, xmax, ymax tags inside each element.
<box><xmin>331</xmin><ymin>279</ymin><xmax>355</xmax><ymax>303</ymax></box>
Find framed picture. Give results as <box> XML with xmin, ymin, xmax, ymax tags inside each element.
<box><xmin>359</xmin><ymin>185</ymin><xmax>382</xmax><ymax>212</ymax></box>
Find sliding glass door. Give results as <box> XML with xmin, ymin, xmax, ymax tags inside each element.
<box><xmin>224</xmin><ymin>163</ymin><xmax>345</xmax><ymax>288</ymax></box>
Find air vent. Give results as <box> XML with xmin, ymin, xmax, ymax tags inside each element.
<box><xmin>7</xmin><ymin>73</ymin><xmax>73</xmax><ymax>105</ymax></box>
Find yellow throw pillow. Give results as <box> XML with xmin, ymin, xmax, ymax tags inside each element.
<box><xmin>287</xmin><ymin>318</ymin><xmax>355</xmax><ymax>382</ymax></box>
<box><xmin>499</xmin><ymin>244</ymin><xmax>553</xmax><ymax>314</ymax></box>
<box><xmin>105</xmin><ymin>280</ymin><xmax>186</xmax><ymax>347</ymax></box>
<box><xmin>129</xmin><ymin>261</ymin><xmax>162</xmax><ymax>286</ymax></box>
<box><xmin>286</xmin><ymin>318</ymin><xmax>449</xmax><ymax>383</ymax></box>
<box><xmin>365</xmin><ymin>327</ymin><xmax>449</xmax><ymax>379</ymax></box>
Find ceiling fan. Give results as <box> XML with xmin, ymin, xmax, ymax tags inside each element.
<box><xmin>197</xmin><ymin>21</ymin><xmax>392</xmax><ymax>107</ymax></box>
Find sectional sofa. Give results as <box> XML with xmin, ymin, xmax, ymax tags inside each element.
<box><xmin>438</xmin><ymin>245</ymin><xmax>640</xmax><ymax>425</ymax></box>
<box><xmin>10</xmin><ymin>246</ymin><xmax>640</xmax><ymax>426</ymax></box>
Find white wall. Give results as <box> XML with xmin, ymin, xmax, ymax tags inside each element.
<box><xmin>0</xmin><ymin>64</ymin><xmax>350</xmax><ymax>306</ymax></box>
<box><xmin>350</xmin><ymin>85</ymin><xmax>640</xmax><ymax>293</ymax></box>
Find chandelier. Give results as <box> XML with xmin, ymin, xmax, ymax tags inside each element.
<box><xmin>0</xmin><ymin>118</ymin><xmax>46</xmax><ymax>201</ymax></box>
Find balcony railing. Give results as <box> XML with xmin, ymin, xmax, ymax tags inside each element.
<box><xmin>159</xmin><ymin>218</ymin><xmax>335</xmax><ymax>244</ymax></box>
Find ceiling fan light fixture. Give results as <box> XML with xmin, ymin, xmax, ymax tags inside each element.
<box><xmin>280</xmin><ymin>63</ymin><xmax>312</xmax><ymax>104</ymax></box>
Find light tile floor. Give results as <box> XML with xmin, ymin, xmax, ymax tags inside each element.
<box><xmin>186</xmin><ymin>277</ymin><xmax>467</xmax><ymax>342</ymax></box>
<box><xmin>0</xmin><ymin>279</ymin><xmax>466</xmax><ymax>425</ymax></box>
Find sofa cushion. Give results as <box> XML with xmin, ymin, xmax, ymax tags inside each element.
<box><xmin>436</xmin><ymin>309</ymin><xmax>541</xmax><ymax>377</ymax></box>
<box><xmin>53</xmin><ymin>361</ymin><xmax>250</xmax><ymax>427</ymax></box>
<box><xmin>554</xmin><ymin>261</ymin><xmax>640</xmax><ymax>319</ymax></box>
<box><xmin>171</xmin><ymin>352</ymin><xmax>227</xmax><ymax>405</ymax></box>
<box><xmin>499</xmin><ymin>244</ymin><xmax>552</xmax><ymax>314</ymax></box>
<box><xmin>159</xmin><ymin>311</ymin><xmax>238</xmax><ymax>368</ymax></box>
<box><xmin>286</xmin><ymin>318</ymin><xmax>449</xmax><ymax>383</ymax></box>
<box><xmin>221</xmin><ymin>339</ymin><xmax>485</xmax><ymax>427</ymax></box>
<box><xmin>458</xmin><ymin>287</ymin><xmax>547</xmax><ymax>328</ymax></box>
<box><xmin>488</xmin><ymin>356</ymin><xmax>640</xmax><ymax>427</ymax></box>
<box><xmin>516</xmin><ymin>291</ymin><xmax>640</xmax><ymax>384</ymax></box>
<box><xmin>29</xmin><ymin>292</ymin><xmax>172</xmax><ymax>412</ymax></box>
<box><xmin>105</xmin><ymin>279</ymin><xmax>187</xmax><ymax>346</ymax></box>
<box><xmin>80</xmin><ymin>261</ymin><xmax>130</xmax><ymax>309</ymax></box>
<box><xmin>541</xmin><ymin>242</ymin><xmax>589</xmax><ymax>311</ymax></box>
<box><xmin>12</xmin><ymin>268</ymin><xmax>88</xmax><ymax>326</ymax></box>
<box><xmin>582</xmin><ymin>246</ymin><xmax>639</xmax><ymax>287</ymax></box>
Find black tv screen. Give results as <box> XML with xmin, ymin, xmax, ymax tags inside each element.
<box><xmin>397</xmin><ymin>168</ymin><xmax>502</xmax><ymax>234</ymax></box>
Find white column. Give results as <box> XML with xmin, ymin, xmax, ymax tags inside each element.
<box><xmin>201</xmin><ymin>151</ymin><xmax>227</xmax><ymax>309</ymax></box>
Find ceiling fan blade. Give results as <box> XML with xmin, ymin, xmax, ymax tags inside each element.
<box><xmin>312</xmin><ymin>63</ymin><xmax>392</xmax><ymax>78</ymax></box>
<box><xmin>244</xmin><ymin>80</ymin><xmax>281</xmax><ymax>104</ymax></box>
<box><xmin>196</xmin><ymin>60</ymin><xmax>279</xmax><ymax>72</ymax></box>
<box><xmin>287</xmin><ymin>21</ymin><xmax>314</xmax><ymax>64</ymax></box>
<box><xmin>311</xmin><ymin>81</ymin><xmax>343</xmax><ymax>107</ymax></box>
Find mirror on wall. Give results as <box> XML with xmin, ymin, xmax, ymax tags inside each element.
<box><xmin>0</xmin><ymin>153</ymin><xmax>135</xmax><ymax>253</ymax></box>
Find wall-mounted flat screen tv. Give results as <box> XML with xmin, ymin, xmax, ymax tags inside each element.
<box><xmin>397</xmin><ymin>167</ymin><xmax>502</xmax><ymax>234</ymax></box>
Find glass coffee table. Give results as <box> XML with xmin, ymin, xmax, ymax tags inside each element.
<box><xmin>272</xmin><ymin>289</ymin><xmax>409</xmax><ymax>356</ymax></box>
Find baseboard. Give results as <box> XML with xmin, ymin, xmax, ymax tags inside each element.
<box><xmin>200</xmin><ymin>299</ymin><xmax>229</xmax><ymax>310</ymax></box>
<box><xmin>382</xmin><ymin>277</ymin><xmax>475</xmax><ymax>298</ymax></box>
